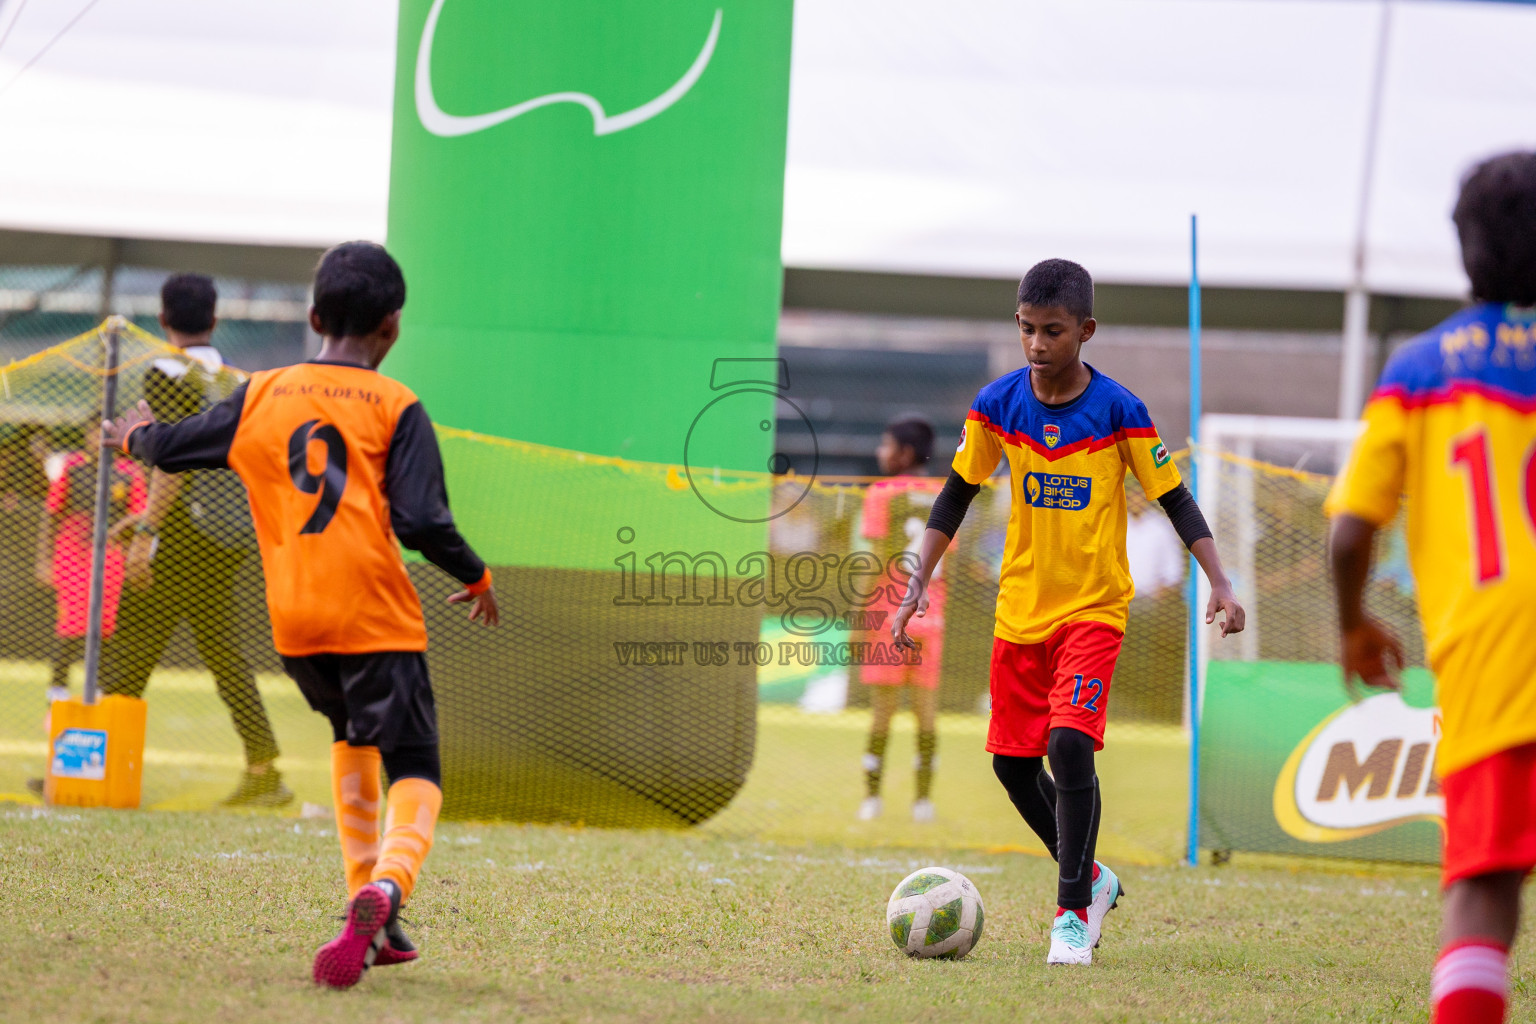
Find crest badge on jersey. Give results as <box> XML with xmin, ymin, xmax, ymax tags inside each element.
<box><xmin>1043</xmin><ymin>424</ymin><xmax>1061</xmax><ymax>449</ymax></box>
<box><xmin>1152</xmin><ymin>442</ymin><xmax>1170</xmax><ymax>467</ymax></box>
<box><xmin>956</xmin><ymin>424</ymin><xmax>967</xmax><ymax>453</ymax></box>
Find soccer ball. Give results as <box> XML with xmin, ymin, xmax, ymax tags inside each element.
<box><xmin>886</xmin><ymin>866</ymin><xmax>984</xmax><ymax>959</ymax></box>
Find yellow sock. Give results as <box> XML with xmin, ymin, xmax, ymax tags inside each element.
<box><xmin>372</xmin><ymin>777</ymin><xmax>442</xmax><ymax>903</ymax></box>
<box><xmin>330</xmin><ymin>742</ymin><xmax>381</xmax><ymax>897</ymax></box>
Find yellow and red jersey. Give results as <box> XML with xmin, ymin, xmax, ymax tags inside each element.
<box><xmin>125</xmin><ymin>360</ymin><xmax>488</xmax><ymax>657</ymax></box>
<box><xmin>953</xmin><ymin>365</ymin><xmax>1181</xmax><ymax>644</ymax></box>
<box><xmin>1328</xmin><ymin>303</ymin><xmax>1536</xmax><ymax>774</ymax></box>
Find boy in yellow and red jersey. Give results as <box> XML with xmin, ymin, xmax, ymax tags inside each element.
<box><xmin>103</xmin><ymin>242</ymin><xmax>499</xmax><ymax>990</ymax></box>
<box><xmin>890</xmin><ymin>259</ymin><xmax>1244</xmax><ymax>966</ymax></box>
<box><xmin>1328</xmin><ymin>152</ymin><xmax>1536</xmax><ymax>1024</ymax></box>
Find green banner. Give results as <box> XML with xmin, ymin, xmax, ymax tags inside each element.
<box><xmin>1200</xmin><ymin>661</ymin><xmax>1443</xmax><ymax>864</ymax></box>
<box><xmin>386</xmin><ymin>0</ymin><xmax>793</xmax><ymax>476</ymax></box>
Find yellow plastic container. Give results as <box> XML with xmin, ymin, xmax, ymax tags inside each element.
<box><xmin>44</xmin><ymin>695</ymin><xmax>148</xmax><ymax>808</ymax></box>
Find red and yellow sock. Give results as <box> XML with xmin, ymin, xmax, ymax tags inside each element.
<box><xmin>371</xmin><ymin>777</ymin><xmax>442</xmax><ymax>903</ymax></box>
<box><xmin>1432</xmin><ymin>939</ymin><xmax>1508</xmax><ymax>1024</ymax></box>
<box><xmin>330</xmin><ymin>742</ymin><xmax>382</xmax><ymax>897</ymax></box>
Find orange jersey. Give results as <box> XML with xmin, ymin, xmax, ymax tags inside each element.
<box><xmin>125</xmin><ymin>360</ymin><xmax>488</xmax><ymax>657</ymax></box>
<box><xmin>1327</xmin><ymin>303</ymin><xmax>1536</xmax><ymax>774</ymax></box>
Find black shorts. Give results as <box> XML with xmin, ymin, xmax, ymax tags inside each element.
<box><xmin>281</xmin><ymin>651</ymin><xmax>437</xmax><ymax>751</ymax></box>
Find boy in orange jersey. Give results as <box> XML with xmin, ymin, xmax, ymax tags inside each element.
<box><xmin>103</xmin><ymin>242</ymin><xmax>500</xmax><ymax>990</ymax></box>
<box><xmin>1328</xmin><ymin>152</ymin><xmax>1536</xmax><ymax>1024</ymax></box>
<box><xmin>891</xmin><ymin>259</ymin><xmax>1244</xmax><ymax>966</ymax></box>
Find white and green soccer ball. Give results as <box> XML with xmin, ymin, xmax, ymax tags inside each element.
<box><xmin>886</xmin><ymin>866</ymin><xmax>984</xmax><ymax>959</ymax></box>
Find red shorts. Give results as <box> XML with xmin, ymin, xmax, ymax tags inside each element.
<box><xmin>1441</xmin><ymin>742</ymin><xmax>1536</xmax><ymax>888</ymax></box>
<box><xmin>860</xmin><ymin>584</ymin><xmax>945</xmax><ymax>689</ymax></box>
<box><xmin>52</xmin><ymin>537</ymin><xmax>126</xmax><ymax>639</ymax></box>
<box><xmin>986</xmin><ymin>621</ymin><xmax>1122</xmax><ymax>757</ymax></box>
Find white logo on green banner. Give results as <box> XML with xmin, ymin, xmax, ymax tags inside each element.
<box><xmin>415</xmin><ymin>0</ymin><xmax>723</xmax><ymax>137</ymax></box>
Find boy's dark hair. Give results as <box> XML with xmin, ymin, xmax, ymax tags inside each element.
<box><xmin>160</xmin><ymin>273</ymin><xmax>217</xmax><ymax>335</ymax></box>
<box><xmin>312</xmin><ymin>241</ymin><xmax>407</xmax><ymax>338</ymax></box>
<box><xmin>1452</xmin><ymin>151</ymin><xmax>1536</xmax><ymax>306</ymax></box>
<box><xmin>1017</xmin><ymin>258</ymin><xmax>1094</xmax><ymax>321</ymax></box>
<box><xmin>887</xmin><ymin>417</ymin><xmax>935</xmax><ymax>465</ymax></box>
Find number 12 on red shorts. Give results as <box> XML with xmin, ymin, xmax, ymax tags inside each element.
<box><xmin>986</xmin><ymin>621</ymin><xmax>1124</xmax><ymax>757</ymax></box>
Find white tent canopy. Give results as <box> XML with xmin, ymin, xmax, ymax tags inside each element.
<box><xmin>1</xmin><ymin>0</ymin><xmax>1534</xmax><ymax>298</ymax></box>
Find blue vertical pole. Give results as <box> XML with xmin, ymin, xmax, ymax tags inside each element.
<box><xmin>1185</xmin><ymin>215</ymin><xmax>1202</xmax><ymax>868</ymax></box>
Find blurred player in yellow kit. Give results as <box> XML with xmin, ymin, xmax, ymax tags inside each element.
<box><xmin>1328</xmin><ymin>151</ymin><xmax>1536</xmax><ymax>1024</ymax></box>
<box><xmin>104</xmin><ymin>242</ymin><xmax>500</xmax><ymax>989</ymax></box>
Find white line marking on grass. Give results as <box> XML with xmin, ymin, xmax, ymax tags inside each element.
<box><xmin>1</xmin><ymin>807</ymin><xmax>81</xmax><ymax>821</ymax></box>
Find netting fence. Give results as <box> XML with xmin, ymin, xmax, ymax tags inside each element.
<box><xmin>0</xmin><ymin>323</ymin><xmax>1427</xmax><ymax>865</ymax></box>
<box><xmin>1196</xmin><ymin>417</ymin><xmax>1437</xmax><ymax>865</ymax></box>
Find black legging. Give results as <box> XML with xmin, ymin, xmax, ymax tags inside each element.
<box><xmin>993</xmin><ymin>727</ymin><xmax>1101</xmax><ymax>910</ymax></box>
<box><xmin>100</xmin><ymin>514</ymin><xmax>279</xmax><ymax>766</ymax></box>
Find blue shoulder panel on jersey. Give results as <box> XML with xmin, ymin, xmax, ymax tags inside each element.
<box><xmin>970</xmin><ymin>366</ymin><xmax>1156</xmax><ymax>459</ymax></box>
<box><xmin>1377</xmin><ymin>303</ymin><xmax>1536</xmax><ymax>402</ymax></box>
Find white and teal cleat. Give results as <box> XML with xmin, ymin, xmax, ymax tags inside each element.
<box><xmin>1046</xmin><ymin>911</ymin><xmax>1094</xmax><ymax>966</ymax></box>
<box><xmin>1086</xmin><ymin>861</ymin><xmax>1125</xmax><ymax>948</ymax></box>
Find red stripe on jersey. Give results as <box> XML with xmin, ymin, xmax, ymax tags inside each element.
<box><xmin>968</xmin><ymin>410</ymin><xmax>1156</xmax><ymax>463</ymax></box>
<box><xmin>1373</xmin><ymin>380</ymin><xmax>1536</xmax><ymax>415</ymax></box>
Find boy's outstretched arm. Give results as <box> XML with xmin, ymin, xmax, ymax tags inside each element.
<box><xmin>1328</xmin><ymin>513</ymin><xmax>1404</xmax><ymax>697</ymax></box>
<box><xmin>891</xmin><ymin>470</ymin><xmax>978</xmax><ymax>649</ymax></box>
<box><xmin>103</xmin><ymin>390</ymin><xmax>247</xmax><ymax>472</ymax></box>
<box><xmin>1188</xmin><ymin>537</ymin><xmax>1244</xmax><ymax>636</ymax></box>
<box><xmin>384</xmin><ymin>403</ymin><xmax>499</xmax><ymax>627</ymax></box>
<box><xmin>1155</xmin><ymin>482</ymin><xmax>1245</xmax><ymax>636</ymax></box>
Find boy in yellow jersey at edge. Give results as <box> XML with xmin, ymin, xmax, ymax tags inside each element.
<box><xmin>1328</xmin><ymin>152</ymin><xmax>1536</xmax><ymax>1024</ymax></box>
<box><xmin>103</xmin><ymin>242</ymin><xmax>500</xmax><ymax>989</ymax></box>
<box><xmin>891</xmin><ymin>259</ymin><xmax>1245</xmax><ymax>965</ymax></box>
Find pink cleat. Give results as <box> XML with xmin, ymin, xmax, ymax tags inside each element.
<box><xmin>312</xmin><ymin>883</ymin><xmax>392</xmax><ymax>989</ymax></box>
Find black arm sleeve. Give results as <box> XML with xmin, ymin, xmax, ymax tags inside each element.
<box><xmin>128</xmin><ymin>384</ymin><xmax>247</xmax><ymax>472</ymax></box>
<box><xmin>384</xmin><ymin>402</ymin><xmax>487</xmax><ymax>586</ymax></box>
<box><xmin>925</xmin><ymin>470</ymin><xmax>983</xmax><ymax>539</ymax></box>
<box><xmin>1157</xmin><ymin>483</ymin><xmax>1214</xmax><ymax>550</ymax></box>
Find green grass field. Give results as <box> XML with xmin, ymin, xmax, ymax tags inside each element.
<box><xmin>3</xmin><ymin>807</ymin><xmax>1531</xmax><ymax>1024</ymax></box>
<box><xmin>0</xmin><ymin>662</ymin><xmax>1185</xmax><ymax>861</ymax></box>
<box><xmin>5</xmin><ymin>661</ymin><xmax>1529</xmax><ymax>1021</ymax></box>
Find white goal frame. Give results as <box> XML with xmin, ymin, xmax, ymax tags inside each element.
<box><xmin>1191</xmin><ymin>414</ymin><xmax>1364</xmax><ymax>722</ymax></box>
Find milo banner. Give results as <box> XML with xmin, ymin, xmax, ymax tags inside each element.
<box><xmin>1200</xmin><ymin>661</ymin><xmax>1444</xmax><ymax>864</ymax></box>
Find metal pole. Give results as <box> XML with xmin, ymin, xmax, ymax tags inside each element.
<box><xmin>81</xmin><ymin>318</ymin><xmax>122</xmax><ymax>704</ymax></box>
<box><xmin>96</xmin><ymin>238</ymin><xmax>119</xmax><ymax>321</ymax></box>
<box><xmin>1338</xmin><ymin>0</ymin><xmax>1394</xmax><ymax>421</ymax></box>
<box><xmin>1185</xmin><ymin>214</ymin><xmax>1202</xmax><ymax>868</ymax></box>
